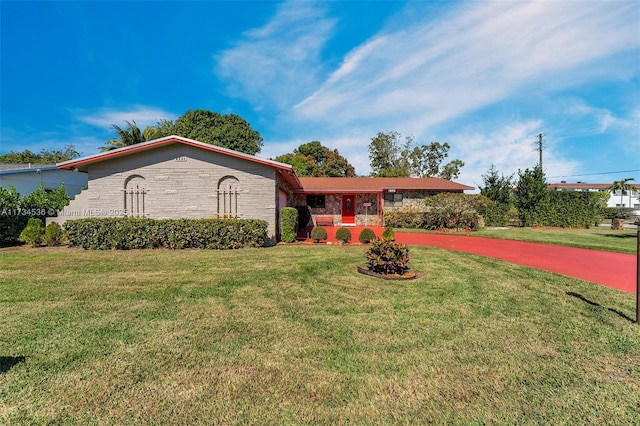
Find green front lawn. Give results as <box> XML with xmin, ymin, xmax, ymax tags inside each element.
<box><xmin>1</xmin><ymin>246</ymin><xmax>639</xmax><ymax>424</ymax></box>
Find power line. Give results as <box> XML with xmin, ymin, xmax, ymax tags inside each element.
<box><xmin>547</xmin><ymin>169</ymin><xmax>640</xmax><ymax>179</ymax></box>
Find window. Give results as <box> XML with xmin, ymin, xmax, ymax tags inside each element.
<box><xmin>384</xmin><ymin>192</ymin><xmax>403</xmax><ymax>207</ymax></box>
<box><xmin>123</xmin><ymin>175</ymin><xmax>146</xmax><ymax>217</ymax></box>
<box><xmin>307</xmin><ymin>195</ymin><xmax>325</xmax><ymax>208</ymax></box>
<box><xmin>218</xmin><ymin>176</ymin><xmax>239</xmax><ymax>218</ymax></box>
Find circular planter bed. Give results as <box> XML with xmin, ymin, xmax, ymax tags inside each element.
<box><xmin>357</xmin><ymin>266</ymin><xmax>417</xmax><ymax>280</ymax></box>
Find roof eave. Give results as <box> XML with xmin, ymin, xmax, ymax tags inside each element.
<box><xmin>56</xmin><ymin>136</ymin><xmax>297</xmax><ymax>173</ymax></box>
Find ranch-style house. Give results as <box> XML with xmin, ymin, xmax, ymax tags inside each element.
<box><xmin>51</xmin><ymin>136</ymin><xmax>473</xmax><ymax>244</ymax></box>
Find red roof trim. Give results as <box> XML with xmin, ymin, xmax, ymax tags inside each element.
<box><xmin>295</xmin><ymin>177</ymin><xmax>474</xmax><ymax>193</ymax></box>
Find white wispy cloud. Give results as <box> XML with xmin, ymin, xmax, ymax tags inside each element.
<box><xmin>294</xmin><ymin>0</ymin><xmax>639</xmax><ymax>131</ymax></box>
<box><xmin>78</xmin><ymin>106</ymin><xmax>175</xmax><ymax>129</ymax></box>
<box><xmin>214</xmin><ymin>1</ymin><xmax>336</xmax><ymax>110</ymax></box>
<box><xmin>220</xmin><ymin>0</ymin><xmax>637</xmax><ymax>184</ymax></box>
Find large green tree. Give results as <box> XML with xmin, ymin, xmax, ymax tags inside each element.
<box><xmin>171</xmin><ymin>110</ymin><xmax>263</xmax><ymax>155</ymax></box>
<box><xmin>607</xmin><ymin>177</ymin><xmax>636</xmax><ymax>207</ymax></box>
<box><xmin>273</xmin><ymin>141</ymin><xmax>356</xmax><ymax>177</ymax></box>
<box><xmin>368</xmin><ymin>131</ymin><xmax>464</xmax><ymax>179</ymax></box>
<box><xmin>101</xmin><ymin>110</ymin><xmax>263</xmax><ymax>155</ymax></box>
<box><xmin>0</xmin><ymin>145</ymin><xmax>80</xmax><ymax>164</ymax></box>
<box><xmin>369</xmin><ymin>131</ymin><xmax>412</xmax><ymax>177</ymax></box>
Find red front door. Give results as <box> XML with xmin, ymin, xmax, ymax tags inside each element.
<box><xmin>342</xmin><ymin>194</ymin><xmax>355</xmax><ymax>224</ymax></box>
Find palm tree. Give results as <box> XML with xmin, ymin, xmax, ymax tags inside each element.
<box><xmin>100</xmin><ymin>120</ymin><xmax>147</xmax><ymax>151</ymax></box>
<box><xmin>607</xmin><ymin>177</ymin><xmax>636</xmax><ymax>207</ymax></box>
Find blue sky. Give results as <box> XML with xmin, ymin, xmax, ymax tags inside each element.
<box><xmin>1</xmin><ymin>0</ymin><xmax>639</xmax><ymax>189</ymax></box>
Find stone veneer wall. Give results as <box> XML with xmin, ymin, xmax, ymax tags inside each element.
<box><xmin>383</xmin><ymin>191</ymin><xmax>435</xmax><ymax>212</ymax></box>
<box><xmin>291</xmin><ymin>193</ymin><xmax>381</xmax><ymax>226</ymax></box>
<box><xmin>51</xmin><ymin>144</ymin><xmax>281</xmax><ymax>244</ymax></box>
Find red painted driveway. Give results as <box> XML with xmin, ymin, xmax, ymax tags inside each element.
<box><xmin>396</xmin><ymin>232</ymin><xmax>637</xmax><ymax>294</ymax></box>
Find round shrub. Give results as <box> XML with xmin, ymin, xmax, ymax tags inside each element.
<box><xmin>18</xmin><ymin>218</ymin><xmax>44</xmax><ymax>247</ymax></box>
<box><xmin>358</xmin><ymin>227</ymin><xmax>376</xmax><ymax>244</ymax></box>
<box><xmin>310</xmin><ymin>226</ymin><xmax>328</xmax><ymax>242</ymax></box>
<box><xmin>43</xmin><ymin>222</ymin><xmax>64</xmax><ymax>246</ymax></box>
<box><xmin>382</xmin><ymin>227</ymin><xmax>395</xmax><ymax>241</ymax></box>
<box><xmin>335</xmin><ymin>227</ymin><xmax>351</xmax><ymax>244</ymax></box>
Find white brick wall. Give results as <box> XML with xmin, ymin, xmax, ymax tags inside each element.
<box><xmin>51</xmin><ymin>144</ymin><xmax>280</xmax><ymax>242</ymax></box>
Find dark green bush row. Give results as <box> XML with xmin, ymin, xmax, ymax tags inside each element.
<box><xmin>64</xmin><ymin>217</ymin><xmax>268</xmax><ymax>250</ymax></box>
<box><xmin>477</xmin><ymin>200</ymin><xmax>511</xmax><ymax>227</ymax></box>
<box><xmin>384</xmin><ymin>191</ymin><xmax>608</xmax><ymax>230</ymax></box>
<box><xmin>521</xmin><ymin>191</ymin><xmax>607</xmax><ymax>228</ymax></box>
<box><xmin>0</xmin><ymin>184</ymin><xmax>70</xmax><ymax>246</ymax></box>
<box><xmin>280</xmin><ymin>207</ymin><xmax>298</xmax><ymax>243</ymax></box>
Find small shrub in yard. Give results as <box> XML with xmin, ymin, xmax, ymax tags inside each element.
<box><xmin>280</xmin><ymin>207</ymin><xmax>298</xmax><ymax>243</ymax></box>
<box><xmin>18</xmin><ymin>218</ymin><xmax>44</xmax><ymax>247</ymax></box>
<box><xmin>382</xmin><ymin>227</ymin><xmax>395</xmax><ymax>241</ymax></box>
<box><xmin>43</xmin><ymin>222</ymin><xmax>65</xmax><ymax>246</ymax></box>
<box><xmin>335</xmin><ymin>227</ymin><xmax>351</xmax><ymax>244</ymax></box>
<box><xmin>358</xmin><ymin>227</ymin><xmax>377</xmax><ymax>244</ymax></box>
<box><xmin>310</xmin><ymin>226</ymin><xmax>328</xmax><ymax>243</ymax></box>
<box><xmin>366</xmin><ymin>240</ymin><xmax>410</xmax><ymax>275</ymax></box>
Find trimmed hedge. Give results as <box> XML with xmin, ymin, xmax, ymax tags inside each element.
<box><xmin>383</xmin><ymin>191</ymin><xmax>607</xmax><ymax>230</ymax></box>
<box><xmin>523</xmin><ymin>191</ymin><xmax>607</xmax><ymax>228</ymax></box>
<box><xmin>64</xmin><ymin>217</ymin><xmax>268</xmax><ymax>250</ymax></box>
<box><xmin>280</xmin><ymin>207</ymin><xmax>298</xmax><ymax>243</ymax></box>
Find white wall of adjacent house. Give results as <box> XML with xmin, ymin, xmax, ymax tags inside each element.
<box><xmin>0</xmin><ymin>167</ymin><xmax>87</xmax><ymax>196</ymax></box>
<box><xmin>607</xmin><ymin>189</ymin><xmax>640</xmax><ymax>210</ymax></box>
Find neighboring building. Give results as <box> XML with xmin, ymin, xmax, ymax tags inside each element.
<box><xmin>49</xmin><ymin>135</ymin><xmax>474</xmax><ymax>244</ymax></box>
<box><xmin>294</xmin><ymin>177</ymin><xmax>473</xmax><ymax>226</ymax></box>
<box><xmin>548</xmin><ymin>182</ymin><xmax>640</xmax><ymax>211</ymax></box>
<box><xmin>0</xmin><ymin>163</ymin><xmax>87</xmax><ymax>196</ymax></box>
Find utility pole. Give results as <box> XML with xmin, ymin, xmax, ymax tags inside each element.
<box><xmin>536</xmin><ymin>133</ymin><xmax>544</xmax><ymax>170</ymax></box>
